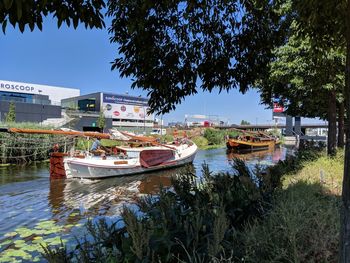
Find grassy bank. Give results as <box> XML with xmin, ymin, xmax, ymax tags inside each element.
<box><xmin>243</xmin><ymin>149</ymin><xmax>343</xmax><ymax>262</ymax></box>
<box><xmin>41</xmin><ymin>143</ymin><xmax>343</xmax><ymax>262</ymax></box>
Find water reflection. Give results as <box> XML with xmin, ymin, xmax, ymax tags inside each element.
<box><xmin>227</xmin><ymin>146</ymin><xmax>289</xmax><ymax>168</ymax></box>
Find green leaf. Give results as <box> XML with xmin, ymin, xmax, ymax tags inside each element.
<box><xmin>4</xmin><ymin>231</ymin><xmax>17</xmax><ymax>237</ymax></box>
<box><xmin>15</xmin><ymin>0</ymin><xmax>22</xmax><ymax>20</ymax></box>
<box><xmin>3</xmin><ymin>0</ymin><xmax>13</xmax><ymax>10</ymax></box>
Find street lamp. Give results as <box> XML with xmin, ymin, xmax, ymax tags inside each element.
<box><xmin>38</xmin><ymin>89</ymin><xmax>42</xmax><ymax>124</ymax></box>
<box><xmin>143</xmin><ymin>107</ymin><xmax>146</xmax><ymax>133</ymax></box>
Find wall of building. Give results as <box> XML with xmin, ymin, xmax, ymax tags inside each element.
<box><xmin>61</xmin><ymin>92</ymin><xmax>101</xmax><ymax>111</ymax></box>
<box><xmin>0</xmin><ymin>101</ymin><xmax>61</xmax><ymax>122</ymax></box>
<box><xmin>62</xmin><ymin>92</ymin><xmax>155</xmax><ymax>130</ymax></box>
<box><xmin>0</xmin><ymin>80</ymin><xmax>80</xmax><ymax>105</ymax></box>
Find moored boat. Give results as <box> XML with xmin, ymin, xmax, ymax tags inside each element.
<box><xmin>1</xmin><ymin>127</ymin><xmax>198</xmax><ymax>179</ymax></box>
<box><xmin>226</xmin><ymin>130</ymin><xmax>280</xmax><ymax>152</ymax></box>
<box><xmin>226</xmin><ymin>137</ymin><xmax>276</xmax><ymax>151</ymax></box>
<box><xmin>63</xmin><ymin>142</ymin><xmax>197</xmax><ymax>179</ymax></box>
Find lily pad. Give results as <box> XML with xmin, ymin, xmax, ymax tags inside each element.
<box><xmin>43</xmin><ymin>236</ymin><xmax>67</xmax><ymax>246</ymax></box>
<box><xmin>0</xmin><ymin>240</ymin><xmax>12</xmax><ymax>246</ymax></box>
<box><xmin>32</xmin><ymin>256</ymin><xmax>41</xmax><ymax>262</ymax></box>
<box><xmin>69</xmin><ymin>212</ymin><xmax>80</xmax><ymax>217</ymax></box>
<box><xmin>4</xmin><ymin>231</ymin><xmax>17</xmax><ymax>238</ymax></box>
<box><xmin>22</xmin><ymin>244</ymin><xmax>43</xmax><ymax>252</ymax></box>
<box><xmin>14</xmin><ymin>239</ymin><xmax>26</xmax><ymax>247</ymax></box>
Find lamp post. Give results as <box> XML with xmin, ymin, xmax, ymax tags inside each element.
<box><xmin>38</xmin><ymin>89</ymin><xmax>42</xmax><ymax>124</ymax></box>
<box><xmin>143</xmin><ymin>106</ymin><xmax>146</xmax><ymax>133</ymax></box>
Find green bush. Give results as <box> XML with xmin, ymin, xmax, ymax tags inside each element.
<box><xmin>192</xmin><ymin>136</ymin><xmax>209</xmax><ymax>148</ymax></box>
<box><xmin>203</xmin><ymin>129</ymin><xmax>225</xmax><ymax>145</ymax></box>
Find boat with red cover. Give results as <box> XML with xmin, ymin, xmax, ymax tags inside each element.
<box><xmin>2</xmin><ymin>127</ymin><xmax>198</xmax><ymax>179</ymax></box>
<box><xmin>63</xmin><ymin>141</ymin><xmax>197</xmax><ymax>179</ymax></box>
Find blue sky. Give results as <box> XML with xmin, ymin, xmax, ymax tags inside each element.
<box><xmin>0</xmin><ymin>17</ymin><xmax>276</xmax><ymax>125</ymax></box>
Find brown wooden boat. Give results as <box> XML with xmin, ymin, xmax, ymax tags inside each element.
<box><xmin>226</xmin><ymin>131</ymin><xmax>280</xmax><ymax>152</ymax></box>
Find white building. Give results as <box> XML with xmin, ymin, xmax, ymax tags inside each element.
<box><xmin>0</xmin><ymin>80</ymin><xmax>80</xmax><ymax>105</ymax></box>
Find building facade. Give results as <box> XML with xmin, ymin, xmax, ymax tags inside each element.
<box><xmin>62</xmin><ymin>92</ymin><xmax>154</xmax><ymax>131</ymax></box>
<box><xmin>0</xmin><ymin>80</ymin><xmax>80</xmax><ymax>122</ymax></box>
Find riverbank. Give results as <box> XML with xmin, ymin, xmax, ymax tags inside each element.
<box><xmin>37</xmin><ymin>145</ymin><xmax>334</xmax><ymax>262</ymax></box>
<box><xmin>40</xmin><ymin>144</ymin><xmax>343</xmax><ymax>262</ymax></box>
<box><xmin>243</xmin><ymin>148</ymin><xmax>342</xmax><ymax>262</ymax></box>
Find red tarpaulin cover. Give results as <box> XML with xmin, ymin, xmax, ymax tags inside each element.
<box><xmin>140</xmin><ymin>149</ymin><xmax>174</xmax><ymax>168</ymax></box>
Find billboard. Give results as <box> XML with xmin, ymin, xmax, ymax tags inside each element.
<box><xmin>103</xmin><ymin>93</ymin><xmax>148</xmax><ymax>106</ymax></box>
<box><xmin>102</xmin><ymin>93</ymin><xmax>153</xmax><ymax>121</ymax></box>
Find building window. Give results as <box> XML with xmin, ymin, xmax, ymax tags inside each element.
<box><xmin>0</xmin><ymin>91</ymin><xmax>33</xmax><ymax>103</ymax></box>
<box><xmin>78</xmin><ymin>99</ymin><xmax>96</xmax><ymax>111</ymax></box>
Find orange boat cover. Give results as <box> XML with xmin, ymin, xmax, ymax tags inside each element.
<box><xmin>140</xmin><ymin>150</ymin><xmax>174</xmax><ymax>168</ymax></box>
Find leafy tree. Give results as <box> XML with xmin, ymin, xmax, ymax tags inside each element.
<box><xmin>0</xmin><ymin>0</ymin><xmax>105</xmax><ymax>33</ymax></box>
<box><xmin>97</xmin><ymin>110</ymin><xmax>106</xmax><ymax>131</ymax></box>
<box><xmin>291</xmin><ymin>0</ymin><xmax>350</xmax><ymax>260</ymax></box>
<box><xmin>259</xmin><ymin>31</ymin><xmax>345</xmax><ymax>155</ymax></box>
<box><xmin>240</xmin><ymin>120</ymin><xmax>251</xmax><ymax>125</ymax></box>
<box><xmin>107</xmin><ymin>0</ymin><xmax>286</xmax><ymax>114</ymax></box>
<box><xmin>5</xmin><ymin>101</ymin><xmax>16</xmax><ymax>123</ymax></box>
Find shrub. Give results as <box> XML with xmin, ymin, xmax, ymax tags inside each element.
<box><xmin>203</xmin><ymin>129</ymin><xmax>225</xmax><ymax>145</ymax></box>
<box><xmin>192</xmin><ymin>136</ymin><xmax>209</xmax><ymax>148</ymax></box>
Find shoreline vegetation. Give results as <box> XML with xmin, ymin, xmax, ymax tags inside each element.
<box><xmin>42</xmin><ymin>142</ymin><xmax>342</xmax><ymax>262</ymax></box>
<box><xmin>0</xmin><ymin>122</ymin><xmax>75</xmax><ymax>165</ymax></box>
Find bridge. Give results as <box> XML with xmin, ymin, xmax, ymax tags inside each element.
<box><xmin>215</xmin><ymin>123</ymin><xmax>328</xmax><ymax>130</ymax></box>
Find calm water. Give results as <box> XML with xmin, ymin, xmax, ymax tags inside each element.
<box><xmin>0</xmin><ymin>146</ymin><xmax>292</xmax><ymax>261</ymax></box>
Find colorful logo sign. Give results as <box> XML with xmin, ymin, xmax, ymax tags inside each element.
<box><xmin>133</xmin><ymin>106</ymin><xmax>140</xmax><ymax>113</ymax></box>
<box><xmin>121</xmin><ymin>105</ymin><xmax>126</xmax><ymax>112</ymax></box>
<box><xmin>113</xmin><ymin>111</ymin><xmax>120</xmax><ymax>116</ymax></box>
<box><xmin>106</xmin><ymin>104</ymin><xmax>112</xmax><ymax>111</ymax></box>
<box><xmin>273</xmin><ymin>103</ymin><xmax>284</xmax><ymax>113</ymax></box>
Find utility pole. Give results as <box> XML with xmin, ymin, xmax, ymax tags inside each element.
<box><xmin>143</xmin><ymin>106</ymin><xmax>146</xmax><ymax>133</ymax></box>
<box><xmin>38</xmin><ymin>90</ymin><xmax>42</xmax><ymax>125</ymax></box>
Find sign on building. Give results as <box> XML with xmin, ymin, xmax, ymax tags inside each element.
<box><xmin>102</xmin><ymin>93</ymin><xmax>153</xmax><ymax>121</ymax></box>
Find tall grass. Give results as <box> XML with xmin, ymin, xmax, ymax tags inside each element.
<box><xmin>242</xmin><ymin>146</ymin><xmax>342</xmax><ymax>262</ymax></box>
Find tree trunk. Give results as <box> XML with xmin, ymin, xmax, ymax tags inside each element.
<box><xmin>327</xmin><ymin>90</ymin><xmax>337</xmax><ymax>156</ymax></box>
<box><xmin>340</xmin><ymin>0</ymin><xmax>350</xmax><ymax>261</ymax></box>
<box><xmin>338</xmin><ymin>102</ymin><xmax>345</xmax><ymax>148</ymax></box>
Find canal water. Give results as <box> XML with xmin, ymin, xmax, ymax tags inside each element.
<box><xmin>0</xmin><ymin>146</ymin><xmax>291</xmax><ymax>262</ymax></box>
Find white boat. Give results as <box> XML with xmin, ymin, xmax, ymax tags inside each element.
<box><xmin>3</xmin><ymin>127</ymin><xmax>198</xmax><ymax>179</ymax></box>
<box><xmin>63</xmin><ymin>141</ymin><xmax>198</xmax><ymax>179</ymax></box>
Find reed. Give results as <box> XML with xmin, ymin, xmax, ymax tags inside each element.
<box><xmin>0</xmin><ymin>122</ymin><xmax>75</xmax><ymax>164</ymax></box>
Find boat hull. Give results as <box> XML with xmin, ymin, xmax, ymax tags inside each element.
<box><xmin>64</xmin><ymin>144</ymin><xmax>197</xmax><ymax>179</ymax></box>
<box><xmin>226</xmin><ymin>139</ymin><xmax>276</xmax><ymax>151</ymax></box>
